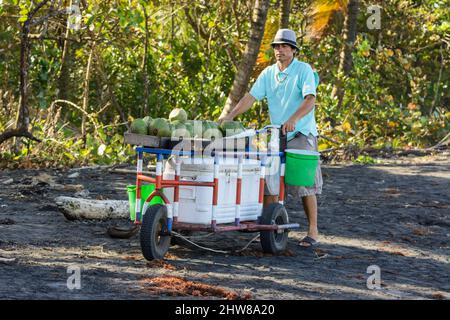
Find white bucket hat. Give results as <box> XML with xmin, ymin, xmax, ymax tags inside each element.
<box><xmin>271</xmin><ymin>29</ymin><xmax>300</xmax><ymax>51</ymax></box>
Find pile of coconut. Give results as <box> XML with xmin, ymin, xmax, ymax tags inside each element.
<box><xmin>129</xmin><ymin>108</ymin><xmax>246</xmax><ymax>140</ymax></box>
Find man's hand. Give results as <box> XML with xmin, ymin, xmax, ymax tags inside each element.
<box><xmin>282</xmin><ymin>118</ymin><xmax>296</xmax><ymax>135</ymax></box>
<box><xmin>281</xmin><ymin>95</ymin><xmax>315</xmax><ymax>135</ymax></box>
<box><xmin>218</xmin><ymin>93</ymin><xmax>256</xmax><ymax>125</ymax></box>
<box><xmin>218</xmin><ymin>114</ymin><xmax>234</xmax><ymax>125</ymax></box>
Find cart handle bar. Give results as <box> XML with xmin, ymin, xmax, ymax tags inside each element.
<box><xmin>136</xmin><ymin>147</ymin><xmax>284</xmax><ymax>158</ymax></box>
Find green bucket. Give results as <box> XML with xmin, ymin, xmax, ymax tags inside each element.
<box><xmin>127</xmin><ymin>184</ymin><xmax>164</xmax><ymax>221</ymax></box>
<box><xmin>285</xmin><ymin>149</ymin><xmax>320</xmax><ymax>187</ymax></box>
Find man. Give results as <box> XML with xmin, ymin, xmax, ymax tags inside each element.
<box><xmin>218</xmin><ymin>29</ymin><xmax>322</xmax><ymax>248</ymax></box>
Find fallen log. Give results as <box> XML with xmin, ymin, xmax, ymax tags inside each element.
<box><xmin>54</xmin><ymin>196</ymin><xmax>129</xmax><ymax>220</ymax></box>
<box><xmin>0</xmin><ymin>257</ymin><xmax>17</xmax><ymax>265</ymax></box>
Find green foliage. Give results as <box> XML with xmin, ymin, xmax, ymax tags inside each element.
<box><xmin>353</xmin><ymin>155</ymin><xmax>376</xmax><ymax>165</ymax></box>
<box><xmin>311</xmin><ymin>0</ymin><xmax>449</xmax><ymax>154</ymax></box>
<box><xmin>0</xmin><ymin>0</ymin><xmax>448</xmax><ymax>166</ymax></box>
<box><xmin>0</xmin><ymin>119</ymin><xmax>134</xmax><ymax>168</ymax></box>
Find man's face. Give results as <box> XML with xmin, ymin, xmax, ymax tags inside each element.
<box><xmin>273</xmin><ymin>44</ymin><xmax>296</xmax><ymax>63</ymax></box>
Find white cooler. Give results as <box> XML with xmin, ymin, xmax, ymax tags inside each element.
<box><xmin>163</xmin><ymin>157</ymin><xmax>261</xmax><ymax>225</ymax></box>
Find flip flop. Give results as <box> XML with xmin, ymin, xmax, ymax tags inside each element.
<box><xmin>298</xmin><ymin>236</ymin><xmax>319</xmax><ymax>248</ymax></box>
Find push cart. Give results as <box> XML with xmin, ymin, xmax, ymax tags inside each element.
<box><xmin>125</xmin><ymin>125</ymin><xmax>299</xmax><ymax>260</ymax></box>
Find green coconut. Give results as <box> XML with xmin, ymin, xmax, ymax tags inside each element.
<box><xmin>203</xmin><ymin>127</ymin><xmax>223</xmax><ymax>140</ymax></box>
<box><xmin>220</xmin><ymin>120</ymin><xmax>245</xmax><ymax>137</ymax></box>
<box><xmin>207</xmin><ymin>120</ymin><xmax>220</xmax><ymax>130</ymax></box>
<box><xmin>130</xmin><ymin>118</ymin><xmax>148</xmax><ymax>135</ymax></box>
<box><xmin>170</xmin><ymin>119</ymin><xmax>183</xmax><ymax>126</ymax></box>
<box><xmin>142</xmin><ymin>116</ymin><xmax>153</xmax><ymax>134</ymax></box>
<box><xmin>168</xmin><ymin>108</ymin><xmax>188</xmax><ymax>123</ymax></box>
<box><xmin>143</xmin><ymin>116</ymin><xmax>152</xmax><ymax>126</ymax></box>
<box><xmin>171</xmin><ymin>122</ymin><xmax>191</xmax><ymax>139</ymax></box>
<box><xmin>149</xmin><ymin>118</ymin><xmax>171</xmax><ymax>137</ymax></box>
<box><xmin>184</xmin><ymin>122</ymin><xmax>194</xmax><ymax>138</ymax></box>
<box><xmin>188</xmin><ymin>120</ymin><xmax>203</xmax><ymax>138</ymax></box>
<box><xmin>202</xmin><ymin>120</ymin><xmax>211</xmax><ymax>132</ymax></box>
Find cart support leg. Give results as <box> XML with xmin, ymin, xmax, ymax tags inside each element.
<box><xmin>142</xmin><ymin>190</ymin><xmax>157</xmax><ymax>217</ymax></box>
<box><xmin>166</xmin><ymin>203</ymin><xmax>173</xmax><ymax>233</ymax></box>
<box><xmin>173</xmin><ymin>158</ymin><xmax>181</xmax><ymax>223</ymax></box>
<box><xmin>258</xmin><ymin>157</ymin><xmax>266</xmax><ymax>221</ymax></box>
<box><xmin>279</xmin><ymin>158</ymin><xmax>285</xmax><ymax>205</ymax></box>
<box><xmin>134</xmin><ymin>150</ymin><xmax>144</xmax><ymax>224</ymax></box>
<box><xmin>234</xmin><ymin>156</ymin><xmax>243</xmax><ymax>225</ymax></box>
<box><xmin>211</xmin><ymin>156</ymin><xmax>219</xmax><ymax>230</ymax></box>
<box><xmin>155</xmin><ymin>154</ymin><xmax>163</xmax><ymax>190</ymax></box>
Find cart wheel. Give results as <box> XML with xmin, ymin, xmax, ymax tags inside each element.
<box><xmin>259</xmin><ymin>203</ymin><xmax>289</xmax><ymax>254</ymax></box>
<box><xmin>140</xmin><ymin>204</ymin><xmax>171</xmax><ymax>260</ymax></box>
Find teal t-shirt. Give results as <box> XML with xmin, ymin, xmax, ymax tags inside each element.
<box><xmin>249</xmin><ymin>58</ymin><xmax>319</xmax><ymax>140</ymax></box>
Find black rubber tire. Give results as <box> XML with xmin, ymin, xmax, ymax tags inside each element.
<box><xmin>259</xmin><ymin>203</ymin><xmax>289</xmax><ymax>254</ymax></box>
<box><xmin>140</xmin><ymin>204</ymin><xmax>171</xmax><ymax>260</ymax></box>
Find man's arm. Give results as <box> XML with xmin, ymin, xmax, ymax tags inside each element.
<box><xmin>282</xmin><ymin>94</ymin><xmax>316</xmax><ymax>135</ymax></box>
<box><xmin>218</xmin><ymin>93</ymin><xmax>256</xmax><ymax>123</ymax></box>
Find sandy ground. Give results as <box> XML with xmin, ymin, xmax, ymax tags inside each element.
<box><xmin>0</xmin><ymin>153</ymin><xmax>449</xmax><ymax>300</ymax></box>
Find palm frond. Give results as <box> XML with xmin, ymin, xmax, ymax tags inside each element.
<box><xmin>253</xmin><ymin>10</ymin><xmax>279</xmax><ymax>77</ymax></box>
<box><xmin>306</xmin><ymin>0</ymin><xmax>348</xmax><ymax>40</ymax></box>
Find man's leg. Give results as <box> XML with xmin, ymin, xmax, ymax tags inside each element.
<box><xmin>299</xmin><ymin>195</ymin><xmax>319</xmax><ymax>247</ymax></box>
<box><xmin>285</xmin><ymin>133</ymin><xmax>322</xmax><ymax>247</ymax></box>
<box><xmin>263</xmin><ymin>195</ymin><xmax>279</xmax><ymax>206</ymax></box>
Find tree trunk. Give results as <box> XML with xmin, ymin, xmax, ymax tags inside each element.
<box><xmin>0</xmin><ymin>1</ymin><xmax>50</xmax><ymax>145</ymax></box>
<box><xmin>280</xmin><ymin>0</ymin><xmax>291</xmax><ymax>29</ymax></box>
<box><xmin>430</xmin><ymin>44</ymin><xmax>444</xmax><ymax>116</ymax></box>
<box><xmin>81</xmin><ymin>17</ymin><xmax>107</xmax><ymax>144</ymax></box>
<box><xmin>93</xmin><ymin>50</ymin><xmax>129</xmax><ymax>130</ymax></box>
<box><xmin>220</xmin><ymin>0</ymin><xmax>270</xmax><ymax>119</ymax></box>
<box><xmin>331</xmin><ymin>0</ymin><xmax>359</xmax><ymax>108</ymax></box>
<box><xmin>81</xmin><ymin>45</ymin><xmax>95</xmax><ymax>145</ymax></box>
<box><xmin>57</xmin><ymin>0</ymin><xmax>73</xmax><ymax>102</ymax></box>
<box><xmin>141</xmin><ymin>3</ymin><xmax>150</xmax><ymax>117</ymax></box>
<box><xmin>16</xmin><ymin>20</ymin><xmax>31</xmax><ymax>132</ymax></box>
<box><xmin>340</xmin><ymin>0</ymin><xmax>359</xmax><ymax>76</ymax></box>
